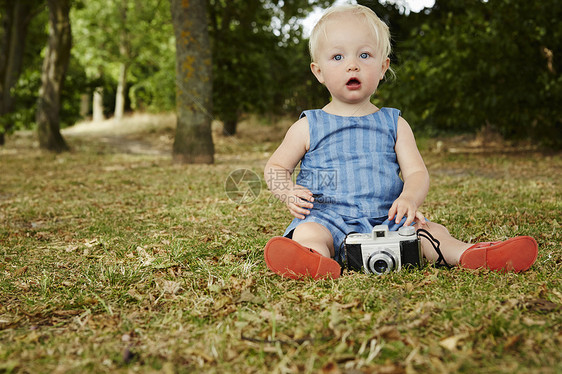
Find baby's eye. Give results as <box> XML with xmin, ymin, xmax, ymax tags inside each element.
<box><xmin>360</xmin><ymin>52</ymin><xmax>370</xmax><ymax>59</ymax></box>
<box><xmin>333</xmin><ymin>54</ymin><xmax>343</xmax><ymax>61</ymax></box>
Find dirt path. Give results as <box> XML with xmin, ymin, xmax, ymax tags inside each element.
<box><xmin>60</xmin><ymin>113</ymin><xmax>176</xmax><ymax>155</ymax></box>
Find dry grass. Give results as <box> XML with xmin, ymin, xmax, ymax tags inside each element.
<box><xmin>0</xmin><ymin>113</ymin><xmax>561</xmax><ymax>373</ymax></box>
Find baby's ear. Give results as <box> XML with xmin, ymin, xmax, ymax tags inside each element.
<box><xmin>310</xmin><ymin>62</ymin><xmax>325</xmax><ymax>84</ymax></box>
<box><xmin>380</xmin><ymin>58</ymin><xmax>390</xmax><ymax>80</ymax></box>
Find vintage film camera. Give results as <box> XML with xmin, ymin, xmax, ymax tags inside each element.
<box><xmin>344</xmin><ymin>225</ymin><xmax>423</xmax><ymax>275</ymax></box>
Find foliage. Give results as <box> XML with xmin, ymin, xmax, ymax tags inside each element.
<box><xmin>378</xmin><ymin>0</ymin><xmax>562</xmax><ymax>147</ymax></box>
<box><xmin>4</xmin><ymin>7</ymin><xmax>89</xmax><ymax>132</ymax></box>
<box><xmin>127</xmin><ymin>47</ymin><xmax>176</xmax><ymax>113</ymax></box>
<box><xmin>0</xmin><ymin>1</ymin><xmax>47</xmax><ymax>135</ymax></box>
<box><xmin>124</xmin><ymin>0</ymin><xmax>175</xmax><ymax>112</ymax></box>
<box><xmin>71</xmin><ymin>0</ymin><xmax>175</xmax><ymax>113</ymax></box>
<box><xmin>2</xmin><ymin>0</ymin><xmax>561</xmax><ymax>148</ymax></box>
<box><xmin>209</xmin><ymin>0</ymin><xmax>333</xmax><ymax>134</ymax></box>
<box><xmin>0</xmin><ymin>116</ymin><xmax>560</xmax><ymax>372</ymax></box>
<box><xmin>60</xmin><ymin>57</ymin><xmax>91</xmax><ymax>128</ymax></box>
<box><xmin>2</xmin><ymin>69</ymin><xmax>41</xmax><ymax>132</ymax></box>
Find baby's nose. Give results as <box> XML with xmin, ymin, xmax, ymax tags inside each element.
<box><xmin>346</xmin><ymin>60</ymin><xmax>359</xmax><ymax>71</ymax></box>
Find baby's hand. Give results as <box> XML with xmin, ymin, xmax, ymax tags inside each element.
<box><xmin>279</xmin><ymin>185</ymin><xmax>314</xmax><ymax>220</ymax></box>
<box><xmin>388</xmin><ymin>195</ymin><xmax>426</xmax><ymax>227</ymax></box>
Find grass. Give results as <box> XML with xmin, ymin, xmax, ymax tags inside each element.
<box><xmin>0</xmin><ymin>114</ymin><xmax>561</xmax><ymax>373</ymax></box>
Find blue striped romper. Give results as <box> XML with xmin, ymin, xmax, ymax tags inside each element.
<box><xmin>284</xmin><ymin>108</ymin><xmax>406</xmax><ymax>259</ymax></box>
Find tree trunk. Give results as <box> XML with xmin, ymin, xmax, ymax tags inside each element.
<box><xmin>114</xmin><ymin>62</ymin><xmax>127</xmax><ymax>120</ymax></box>
<box><xmin>114</xmin><ymin>0</ymin><xmax>128</xmax><ymax>121</ymax></box>
<box><xmin>170</xmin><ymin>0</ymin><xmax>214</xmax><ymax>164</ymax></box>
<box><xmin>92</xmin><ymin>87</ymin><xmax>104</xmax><ymax>122</ymax></box>
<box><xmin>222</xmin><ymin>117</ymin><xmax>238</xmax><ymax>136</ymax></box>
<box><xmin>0</xmin><ymin>0</ymin><xmax>38</xmax><ymax>144</ymax></box>
<box><xmin>36</xmin><ymin>0</ymin><xmax>71</xmax><ymax>152</ymax></box>
<box><xmin>79</xmin><ymin>93</ymin><xmax>89</xmax><ymax>118</ymax></box>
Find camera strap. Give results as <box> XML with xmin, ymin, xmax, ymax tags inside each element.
<box><xmin>416</xmin><ymin>228</ymin><xmax>453</xmax><ymax>268</ymax></box>
<box><xmin>336</xmin><ymin>236</ymin><xmax>349</xmax><ymax>269</ymax></box>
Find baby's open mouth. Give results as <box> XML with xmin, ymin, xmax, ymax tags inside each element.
<box><xmin>346</xmin><ymin>78</ymin><xmax>361</xmax><ymax>87</ymax></box>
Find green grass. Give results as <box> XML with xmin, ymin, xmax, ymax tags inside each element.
<box><xmin>0</xmin><ymin>115</ymin><xmax>561</xmax><ymax>373</ymax></box>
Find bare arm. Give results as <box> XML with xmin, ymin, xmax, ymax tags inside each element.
<box><xmin>388</xmin><ymin>116</ymin><xmax>430</xmax><ymax>226</ymax></box>
<box><xmin>264</xmin><ymin>117</ymin><xmax>314</xmax><ymax>219</ymax></box>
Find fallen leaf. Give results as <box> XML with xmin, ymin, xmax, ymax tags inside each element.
<box><xmin>214</xmin><ymin>296</ymin><xmax>233</xmax><ymax>311</ymax></box>
<box><xmin>524</xmin><ymin>298</ymin><xmax>560</xmax><ymax>313</ymax></box>
<box><xmin>84</xmin><ymin>238</ymin><xmax>100</xmax><ymax>248</ymax></box>
<box><xmin>260</xmin><ymin>310</ymin><xmax>285</xmax><ymax>321</ymax></box>
<box><xmin>0</xmin><ymin>360</ymin><xmax>18</xmax><ymax>372</ymax></box>
<box><xmin>551</xmin><ymin>289</ymin><xmax>562</xmax><ymax>303</ymax></box>
<box><xmin>404</xmin><ymin>313</ymin><xmax>431</xmax><ymax>329</ymax></box>
<box><xmin>285</xmin><ymin>292</ymin><xmax>300</xmax><ymax>303</ymax></box>
<box><xmin>185</xmin><ymin>348</ymin><xmax>215</xmax><ymax>363</ymax></box>
<box><xmin>53</xmin><ymin>309</ymin><xmax>83</xmax><ymax>317</ymax></box>
<box><xmin>377</xmin><ymin>364</ymin><xmax>406</xmax><ymax>374</ymax></box>
<box><xmin>334</xmin><ymin>300</ymin><xmax>360</xmax><ymax>309</ymax></box>
<box><xmin>127</xmin><ymin>289</ymin><xmax>143</xmax><ymax>301</ymax></box>
<box><xmin>321</xmin><ymin>362</ymin><xmax>341</xmax><ymax>374</ymax></box>
<box><xmin>439</xmin><ymin>333</ymin><xmax>469</xmax><ymax>351</ymax></box>
<box><xmin>522</xmin><ymin>317</ymin><xmax>546</xmax><ymax>326</ymax></box>
<box><xmin>31</xmin><ymin>221</ymin><xmax>45</xmax><ymax>229</ymax></box>
<box><xmin>65</xmin><ymin>245</ymin><xmax>79</xmax><ymax>252</ymax></box>
<box><xmin>14</xmin><ymin>266</ymin><xmax>28</xmax><ymax>276</ymax></box>
<box><xmin>160</xmin><ymin>362</ymin><xmax>175</xmax><ymax>374</ymax></box>
<box><xmin>22</xmin><ymin>331</ymin><xmax>42</xmax><ymax>343</ymax></box>
<box><xmin>378</xmin><ymin>325</ymin><xmax>402</xmax><ymax>341</ymax></box>
<box><xmin>236</xmin><ymin>289</ymin><xmax>261</xmax><ymax>304</ymax></box>
<box><xmin>15</xmin><ymin>281</ymin><xmax>30</xmax><ymax>291</ymax></box>
<box><xmin>136</xmin><ymin>246</ymin><xmax>154</xmax><ymax>266</ymax></box>
<box><xmin>504</xmin><ymin>335</ymin><xmax>521</xmax><ymax>350</ymax></box>
<box><xmin>404</xmin><ymin>282</ymin><xmax>415</xmax><ymax>293</ymax></box>
<box><xmin>0</xmin><ymin>315</ymin><xmax>23</xmax><ymax>329</ymax></box>
<box><xmin>157</xmin><ymin>279</ymin><xmax>181</xmax><ymax>295</ymax></box>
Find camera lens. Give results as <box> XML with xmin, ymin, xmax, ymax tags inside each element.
<box><xmin>373</xmin><ymin>259</ymin><xmax>388</xmax><ymax>274</ymax></box>
<box><xmin>367</xmin><ymin>251</ymin><xmax>397</xmax><ymax>275</ymax></box>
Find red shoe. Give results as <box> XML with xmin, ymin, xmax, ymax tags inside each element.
<box><xmin>459</xmin><ymin>236</ymin><xmax>538</xmax><ymax>272</ymax></box>
<box><xmin>264</xmin><ymin>237</ymin><xmax>341</xmax><ymax>280</ymax></box>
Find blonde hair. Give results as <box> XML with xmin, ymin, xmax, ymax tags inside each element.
<box><xmin>309</xmin><ymin>4</ymin><xmax>392</xmax><ymax>66</ymax></box>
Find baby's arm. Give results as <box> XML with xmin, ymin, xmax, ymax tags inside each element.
<box><xmin>265</xmin><ymin>117</ymin><xmax>313</xmax><ymax>220</ymax></box>
<box><xmin>389</xmin><ymin>117</ymin><xmax>430</xmax><ymax>226</ymax></box>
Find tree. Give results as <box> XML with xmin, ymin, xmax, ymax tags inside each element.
<box><xmin>36</xmin><ymin>0</ymin><xmax>71</xmax><ymax>152</ymax></box>
<box><xmin>113</xmin><ymin>0</ymin><xmax>129</xmax><ymax>120</ymax></box>
<box><xmin>170</xmin><ymin>0</ymin><xmax>214</xmax><ymax>163</ymax></box>
<box><xmin>380</xmin><ymin>0</ymin><xmax>562</xmax><ymax>147</ymax></box>
<box><xmin>209</xmin><ymin>0</ymin><xmax>333</xmax><ymax>136</ymax></box>
<box><xmin>71</xmin><ymin>0</ymin><xmax>175</xmax><ymax>119</ymax></box>
<box><xmin>0</xmin><ymin>0</ymin><xmax>43</xmax><ymax>145</ymax></box>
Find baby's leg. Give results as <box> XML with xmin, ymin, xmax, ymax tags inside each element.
<box><xmin>416</xmin><ymin>221</ymin><xmax>471</xmax><ymax>265</ymax></box>
<box><xmin>264</xmin><ymin>222</ymin><xmax>340</xmax><ymax>279</ymax></box>
<box><xmin>416</xmin><ymin>221</ymin><xmax>538</xmax><ymax>272</ymax></box>
<box><xmin>291</xmin><ymin>222</ymin><xmax>335</xmax><ymax>258</ymax></box>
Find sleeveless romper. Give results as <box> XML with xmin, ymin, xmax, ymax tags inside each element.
<box><xmin>283</xmin><ymin>108</ymin><xmax>405</xmax><ymax>258</ymax></box>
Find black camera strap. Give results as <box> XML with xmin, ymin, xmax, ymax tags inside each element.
<box><xmin>336</xmin><ymin>235</ymin><xmax>350</xmax><ymax>269</ymax></box>
<box><xmin>416</xmin><ymin>228</ymin><xmax>453</xmax><ymax>268</ymax></box>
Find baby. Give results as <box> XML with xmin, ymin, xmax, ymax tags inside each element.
<box><xmin>263</xmin><ymin>4</ymin><xmax>538</xmax><ymax>279</ymax></box>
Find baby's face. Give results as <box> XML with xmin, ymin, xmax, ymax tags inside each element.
<box><xmin>310</xmin><ymin>13</ymin><xmax>389</xmax><ymax>107</ymax></box>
